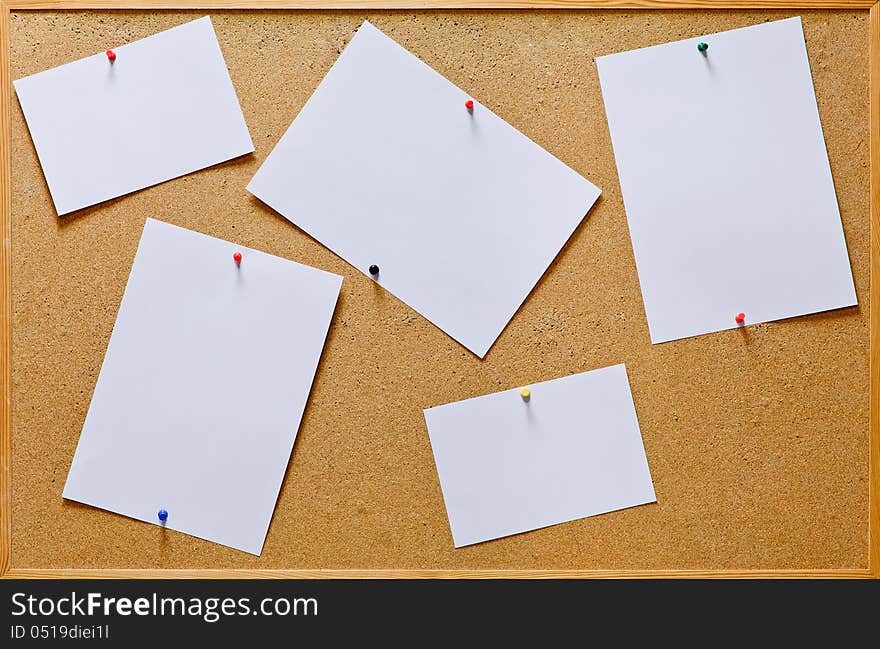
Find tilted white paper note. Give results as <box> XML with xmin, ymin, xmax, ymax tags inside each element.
<box><xmin>248</xmin><ymin>21</ymin><xmax>601</xmax><ymax>358</ymax></box>
<box><xmin>14</xmin><ymin>17</ymin><xmax>254</xmax><ymax>215</ymax></box>
<box><xmin>596</xmin><ymin>17</ymin><xmax>856</xmax><ymax>343</ymax></box>
<box><xmin>424</xmin><ymin>364</ymin><xmax>656</xmax><ymax>547</ymax></box>
<box><xmin>63</xmin><ymin>218</ymin><xmax>342</xmax><ymax>555</ymax></box>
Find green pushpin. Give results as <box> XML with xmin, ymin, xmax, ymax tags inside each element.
<box><xmin>697</xmin><ymin>42</ymin><xmax>709</xmax><ymax>53</ymax></box>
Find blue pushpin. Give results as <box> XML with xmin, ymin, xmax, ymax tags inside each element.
<box><xmin>157</xmin><ymin>509</ymin><xmax>168</xmax><ymax>522</ymax></box>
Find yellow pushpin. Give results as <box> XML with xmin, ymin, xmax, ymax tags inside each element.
<box><xmin>520</xmin><ymin>387</ymin><xmax>531</xmax><ymax>401</ymax></box>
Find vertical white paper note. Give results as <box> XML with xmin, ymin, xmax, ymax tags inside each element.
<box><xmin>248</xmin><ymin>21</ymin><xmax>601</xmax><ymax>358</ymax></box>
<box><xmin>424</xmin><ymin>364</ymin><xmax>656</xmax><ymax>547</ymax></box>
<box><xmin>596</xmin><ymin>17</ymin><xmax>856</xmax><ymax>343</ymax></box>
<box><xmin>63</xmin><ymin>218</ymin><xmax>342</xmax><ymax>555</ymax></box>
<box><xmin>14</xmin><ymin>17</ymin><xmax>254</xmax><ymax>215</ymax></box>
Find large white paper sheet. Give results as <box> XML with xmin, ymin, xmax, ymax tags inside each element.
<box><xmin>63</xmin><ymin>218</ymin><xmax>342</xmax><ymax>555</ymax></box>
<box><xmin>247</xmin><ymin>21</ymin><xmax>601</xmax><ymax>358</ymax></box>
<box><xmin>423</xmin><ymin>364</ymin><xmax>655</xmax><ymax>547</ymax></box>
<box><xmin>14</xmin><ymin>17</ymin><xmax>254</xmax><ymax>215</ymax></box>
<box><xmin>596</xmin><ymin>17</ymin><xmax>856</xmax><ymax>343</ymax></box>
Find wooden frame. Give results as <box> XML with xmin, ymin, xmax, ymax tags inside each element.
<box><xmin>0</xmin><ymin>0</ymin><xmax>877</xmax><ymax>580</ymax></box>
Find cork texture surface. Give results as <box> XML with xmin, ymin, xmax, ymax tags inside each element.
<box><xmin>8</xmin><ymin>9</ymin><xmax>870</xmax><ymax>570</ymax></box>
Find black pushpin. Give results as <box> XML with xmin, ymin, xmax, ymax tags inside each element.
<box><xmin>697</xmin><ymin>42</ymin><xmax>709</xmax><ymax>54</ymax></box>
<box><xmin>369</xmin><ymin>264</ymin><xmax>379</xmax><ymax>276</ymax></box>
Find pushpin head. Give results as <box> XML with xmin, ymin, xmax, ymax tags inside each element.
<box><xmin>233</xmin><ymin>251</ymin><xmax>242</xmax><ymax>265</ymax></box>
<box><xmin>465</xmin><ymin>100</ymin><xmax>474</xmax><ymax>111</ymax></box>
<box><xmin>369</xmin><ymin>264</ymin><xmax>380</xmax><ymax>276</ymax></box>
<box><xmin>157</xmin><ymin>509</ymin><xmax>168</xmax><ymax>522</ymax></box>
<box><xmin>106</xmin><ymin>49</ymin><xmax>117</xmax><ymax>62</ymax></box>
<box><xmin>697</xmin><ymin>42</ymin><xmax>709</xmax><ymax>53</ymax></box>
<box><xmin>735</xmin><ymin>312</ymin><xmax>746</xmax><ymax>325</ymax></box>
<box><xmin>520</xmin><ymin>387</ymin><xmax>531</xmax><ymax>401</ymax></box>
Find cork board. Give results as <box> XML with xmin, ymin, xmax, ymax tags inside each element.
<box><xmin>5</xmin><ymin>8</ymin><xmax>873</xmax><ymax>573</ymax></box>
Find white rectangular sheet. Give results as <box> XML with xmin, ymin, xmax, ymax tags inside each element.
<box><xmin>14</xmin><ymin>17</ymin><xmax>254</xmax><ymax>215</ymax></box>
<box><xmin>596</xmin><ymin>17</ymin><xmax>856</xmax><ymax>343</ymax></box>
<box><xmin>423</xmin><ymin>364</ymin><xmax>656</xmax><ymax>547</ymax></box>
<box><xmin>247</xmin><ymin>21</ymin><xmax>601</xmax><ymax>358</ymax></box>
<box><xmin>62</xmin><ymin>218</ymin><xmax>342</xmax><ymax>555</ymax></box>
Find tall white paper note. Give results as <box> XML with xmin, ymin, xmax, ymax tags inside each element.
<box><xmin>14</xmin><ymin>17</ymin><xmax>254</xmax><ymax>215</ymax></box>
<box><xmin>424</xmin><ymin>364</ymin><xmax>655</xmax><ymax>547</ymax></box>
<box><xmin>63</xmin><ymin>218</ymin><xmax>342</xmax><ymax>555</ymax></box>
<box><xmin>596</xmin><ymin>17</ymin><xmax>856</xmax><ymax>343</ymax></box>
<box><xmin>247</xmin><ymin>21</ymin><xmax>601</xmax><ymax>358</ymax></box>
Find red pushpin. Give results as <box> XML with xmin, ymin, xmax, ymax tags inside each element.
<box><xmin>465</xmin><ymin>99</ymin><xmax>474</xmax><ymax>112</ymax></box>
<box><xmin>106</xmin><ymin>49</ymin><xmax>116</xmax><ymax>63</ymax></box>
<box><xmin>233</xmin><ymin>251</ymin><xmax>242</xmax><ymax>265</ymax></box>
<box><xmin>735</xmin><ymin>312</ymin><xmax>745</xmax><ymax>325</ymax></box>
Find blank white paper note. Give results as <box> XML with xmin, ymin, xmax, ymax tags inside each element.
<box><xmin>596</xmin><ymin>17</ymin><xmax>856</xmax><ymax>343</ymax></box>
<box><xmin>63</xmin><ymin>218</ymin><xmax>343</xmax><ymax>555</ymax></box>
<box><xmin>14</xmin><ymin>17</ymin><xmax>254</xmax><ymax>215</ymax></box>
<box><xmin>424</xmin><ymin>364</ymin><xmax>656</xmax><ymax>547</ymax></box>
<box><xmin>247</xmin><ymin>21</ymin><xmax>601</xmax><ymax>358</ymax></box>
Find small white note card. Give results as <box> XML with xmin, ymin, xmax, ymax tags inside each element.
<box><xmin>424</xmin><ymin>364</ymin><xmax>655</xmax><ymax>547</ymax></box>
<box><xmin>14</xmin><ymin>17</ymin><xmax>254</xmax><ymax>215</ymax></box>
<box><xmin>596</xmin><ymin>17</ymin><xmax>856</xmax><ymax>343</ymax></box>
<box><xmin>63</xmin><ymin>218</ymin><xmax>342</xmax><ymax>555</ymax></box>
<box><xmin>247</xmin><ymin>21</ymin><xmax>601</xmax><ymax>358</ymax></box>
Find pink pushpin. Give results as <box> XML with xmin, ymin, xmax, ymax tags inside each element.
<box><xmin>735</xmin><ymin>312</ymin><xmax>745</xmax><ymax>325</ymax></box>
<box><xmin>106</xmin><ymin>49</ymin><xmax>116</xmax><ymax>63</ymax></box>
<box><xmin>233</xmin><ymin>251</ymin><xmax>242</xmax><ymax>266</ymax></box>
<box><xmin>465</xmin><ymin>99</ymin><xmax>474</xmax><ymax>112</ymax></box>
